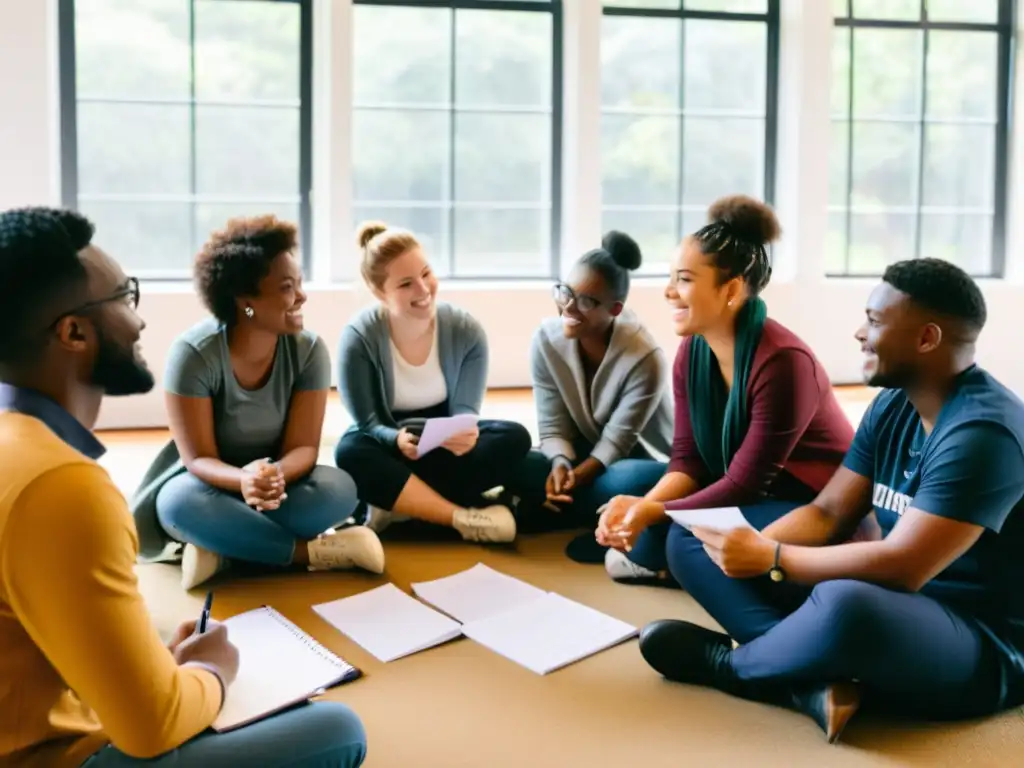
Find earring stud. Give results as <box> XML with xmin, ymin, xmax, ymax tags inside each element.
<box><xmin>245</xmin><ymin>306</ymin><xmax>254</xmax><ymax>319</ymax></box>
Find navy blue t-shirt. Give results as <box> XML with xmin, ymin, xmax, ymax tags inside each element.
<box><xmin>844</xmin><ymin>366</ymin><xmax>1024</xmax><ymax>674</ymax></box>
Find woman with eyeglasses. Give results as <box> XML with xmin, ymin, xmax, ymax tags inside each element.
<box><xmin>596</xmin><ymin>195</ymin><xmax>855</xmax><ymax>584</ymax></box>
<box><xmin>509</xmin><ymin>231</ymin><xmax>674</xmax><ymax>557</ymax></box>
<box><xmin>131</xmin><ymin>215</ymin><xmax>385</xmax><ymax>590</ymax></box>
<box><xmin>331</xmin><ymin>221</ymin><xmax>532</xmax><ymax>543</ymax></box>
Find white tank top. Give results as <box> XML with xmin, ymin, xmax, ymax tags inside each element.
<box><xmin>389</xmin><ymin>324</ymin><xmax>448</xmax><ymax>412</ymax></box>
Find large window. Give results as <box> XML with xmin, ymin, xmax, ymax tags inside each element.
<box><xmin>600</xmin><ymin>0</ymin><xmax>778</xmax><ymax>275</ymax></box>
<box><xmin>351</xmin><ymin>0</ymin><xmax>561</xmax><ymax>279</ymax></box>
<box><xmin>59</xmin><ymin>0</ymin><xmax>312</xmax><ymax>278</ymax></box>
<box><xmin>828</xmin><ymin>0</ymin><xmax>1013</xmax><ymax>277</ymax></box>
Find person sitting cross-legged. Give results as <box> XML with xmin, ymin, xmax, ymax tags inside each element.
<box><xmin>638</xmin><ymin>258</ymin><xmax>1024</xmax><ymax>743</ymax></box>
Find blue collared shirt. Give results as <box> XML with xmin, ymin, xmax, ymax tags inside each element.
<box><xmin>0</xmin><ymin>383</ymin><xmax>106</xmax><ymax>460</ymax></box>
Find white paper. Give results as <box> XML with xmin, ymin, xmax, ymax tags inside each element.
<box><xmin>461</xmin><ymin>592</ymin><xmax>638</xmax><ymax>675</ymax></box>
<box><xmin>411</xmin><ymin>563</ymin><xmax>548</xmax><ymax>623</ymax></box>
<box><xmin>416</xmin><ymin>414</ymin><xmax>479</xmax><ymax>457</ymax></box>
<box><xmin>665</xmin><ymin>506</ymin><xmax>754</xmax><ymax>533</ymax></box>
<box><xmin>313</xmin><ymin>584</ymin><xmax>463</xmax><ymax>663</ymax></box>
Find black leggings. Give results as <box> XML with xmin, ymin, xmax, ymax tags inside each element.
<box><xmin>334</xmin><ymin>419</ymin><xmax>532</xmax><ymax>512</ymax></box>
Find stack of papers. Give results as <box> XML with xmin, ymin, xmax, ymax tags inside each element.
<box><xmin>312</xmin><ymin>564</ymin><xmax>638</xmax><ymax>675</ymax></box>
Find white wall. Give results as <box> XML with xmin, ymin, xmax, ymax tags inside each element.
<box><xmin>2</xmin><ymin>0</ymin><xmax>1024</xmax><ymax>430</ymax></box>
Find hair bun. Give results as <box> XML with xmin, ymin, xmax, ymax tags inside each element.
<box><xmin>601</xmin><ymin>230</ymin><xmax>642</xmax><ymax>271</ymax></box>
<box><xmin>707</xmin><ymin>195</ymin><xmax>780</xmax><ymax>247</ymax></box>
<box><xmin>356</xmin><ymin>220</ymin><xmax>387</xmax><ymax>249</ymax></box>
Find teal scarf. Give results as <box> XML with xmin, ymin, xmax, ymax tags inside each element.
<box><xmin>687</xmin><ymin>297</ymin><xmax>767</xmax><ymax>480</ymax></box>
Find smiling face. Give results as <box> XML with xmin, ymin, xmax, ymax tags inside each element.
<box><xmin>376</xmin><ymin>245</ymin><xmax>438</xmax><ymax>321</ymax></box>
<box><xmin>854</xmin><ymin>281</ymin><xmax>939</xmax><ymax>389</ymax></box>
<box><xmin>554</xmin><ymin>263</ymin><xmax>619</xmax><ymax>340</ymax></box>
<box><xmin>242</xmin><ymin>251</ymin><xmax>307</xmax><ymax>335</ymax></box>
<box><xmin>663</xmin><ymin>236</ymin><xmax>743</xmax><ymax>337</ymax></box>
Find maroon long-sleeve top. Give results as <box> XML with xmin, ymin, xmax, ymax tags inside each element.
<box><xmin>665</xmin><ymin>318</ymin><xmax>854</xmax><ymax>512</ymax></box>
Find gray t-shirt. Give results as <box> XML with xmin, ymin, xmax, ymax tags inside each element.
<box><xmin>163</xmin><ymin>317</ymin><xmax>331</xmax><ymax>468</ymax></box>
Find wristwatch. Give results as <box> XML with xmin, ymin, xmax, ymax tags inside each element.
<box><xmin>769</xmin><ymin>542</ymin><xmax>786</xmax><ymax>582</ymax></box>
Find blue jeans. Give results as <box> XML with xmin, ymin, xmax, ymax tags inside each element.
<box><xmin>156</xmin><ymin>466</ymin><xmax>359</xmax><ymax>566</ymax></box>
<box><xmin>664</xmin><ymin>506</ymin><xmax>1013</xmax><ymax>719</ymax></box>
<box><xmin>82</xmin><ymin>701</ymin><xmax>366</xmax><ymax>767</ymax></box>
<box><xmin>511</xmin><ymin>447</ymin><xmax>666</xmax><ymax>533</ymax></box>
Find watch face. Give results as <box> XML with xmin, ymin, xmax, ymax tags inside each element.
<box><xmin>770</xmin><ymin>568</ymin><xmax>784</xmax><ymax>582</ymax></box>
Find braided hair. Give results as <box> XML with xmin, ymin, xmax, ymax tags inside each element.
<box><xmin>692</xmin><ymin>195</ymin><xmax>779</xmax><ymax>296</ymax></box>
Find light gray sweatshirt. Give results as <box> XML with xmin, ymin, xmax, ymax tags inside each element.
<box><xmin>530</xmin><ymin>309</ymin><xmax>674</xmax><ymax>467</ymax></box>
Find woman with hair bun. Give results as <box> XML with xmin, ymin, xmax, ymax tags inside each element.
<box><xmin>597</xmin><ymin>195</ymin><xmax>855</xmax><ymax>583</ymax></box>
<box><xmin>332</xmin><ymin>221</ymin><xmax>532</xmax><ymax>543</ymax></box>
<box><xmin>511</xmin><ymin>231</ymin><xmax>674</xmax><ymax>553</ymax></box>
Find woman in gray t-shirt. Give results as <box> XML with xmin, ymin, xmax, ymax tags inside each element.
<box><xmin>131</xmin><ymin>216</ymin><xmax>383</xmax><ymax>590</ymax></box>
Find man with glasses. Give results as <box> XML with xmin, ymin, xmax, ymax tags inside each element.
<box><xmin>0</xmin><ymin>207</ymin><xmax>367</xmax><ymax>767</ymax></box>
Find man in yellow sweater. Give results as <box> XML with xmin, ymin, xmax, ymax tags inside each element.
<box><xmin>0</xmin><ymin>207</ymin><xmax>367</xmax><ymax>767</ymax></box>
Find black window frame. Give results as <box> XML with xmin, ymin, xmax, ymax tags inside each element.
<box><xmin>351</xmin><ymin>0</ymin><xmax>564</xmax><ymax>281</ymax></box>
<box><xmin>830</xmin><ymin>0</ymin><xmax>1015</xmax><ymax>278</ymax></box>
<box><xmin>600</xmin><ymin>0</ymin><xmax>781</xmax><ymax>261</ymax></box>
<box><xmin>57</xmin><ymin>0</ymin><xmax>314</xmax><ymax>279</ymax></box>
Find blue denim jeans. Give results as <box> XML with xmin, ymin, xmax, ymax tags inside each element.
<box><xmin>82</xmin><ymin>701</ymin><xmax>366</xmax><ymax>767</ymax></box>
<box><xmin>155</xmin><ymin>466</ymin><xmax>359</xmax><ymax>566</ymax></box>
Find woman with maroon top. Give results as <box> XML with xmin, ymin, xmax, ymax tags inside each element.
<box><xmin>596</xmin><ymin>195</ymin><xmax>854</xmax><ymax>583</ymax></box>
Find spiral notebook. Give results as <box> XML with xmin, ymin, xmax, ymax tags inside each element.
<box><xmin>212</xmin><ymin>605</ymin><xmax>361</xmax><ymax>732</ymax></box>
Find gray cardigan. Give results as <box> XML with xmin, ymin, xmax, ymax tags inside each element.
<box><xmin>338</xmin><ymin>302</ymin><xmax>488</xmax><ymax>445</ymax></box>
<box><xmin>531</xmin><ymin>309</ymin><xmax>674</xmax><ymax>466</ymax></box>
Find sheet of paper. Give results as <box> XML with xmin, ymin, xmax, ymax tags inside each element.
<box><xmin>313</xmin><ymin>584</ymin><xmax>463</xmax><ymax>663</ymax></box>
<box><xmin>416</xmin><ymin>414</ymin><xmax>479</xmax><ymax>457</ymax></box>
<box><xmin>411</xmin><ymin>563</ymin><xmax>548</xmax><ymax>623</ymax></box>
<box><xmin>461</xmin><ymin>592</ymin><xmax>638</xmax><ymax>675</ymax></box>
<box><xmin>665</xmin><ymin>506</ymin><xmax>754</xmax><ymax>533</ymax></box>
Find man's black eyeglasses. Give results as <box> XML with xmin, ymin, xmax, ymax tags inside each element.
<box><xmin>48</xmin><ymin>277</ymin><xmax>140</xmax><ymax>328</ymax></box>
<box><xmin>552</xmin><ymin>282</ymin><xmax>602</xmax><ymax>313</ymax></box>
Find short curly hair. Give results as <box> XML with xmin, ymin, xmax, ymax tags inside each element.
<box><xmin>194</xmin><ymin>215</ymin><xmax>298</xmax><ymax>325</ymax></box>
<box><xmin>0</xmin><ymin>206</ymin><xmax>92</xmax><ymax>364</ymax></box>
<box><xmin>883</xmin><ymin>257</ymin><xmax>987</xmax><ymax>336</ymax></box>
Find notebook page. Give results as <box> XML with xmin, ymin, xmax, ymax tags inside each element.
<box><xmin>665</xmin><ymin>506</ymin><xmax>754</xmax><ymax>533</ymax></box>
<box><xmin>314</xmin><ymin>584</ymin><xmax>464</xmax><ymax>662</ymax></box>
<box><xmin>460</xmin><ymin>592</ymin><xmax>638</xmax><ymax>675</ymax></box>
<box><xmin>411</xmin><ymin>563</ymin><xmax>548</xmax><ymax>623</ymax></box>
<box><xmin>213</xmin><ymin>607</ymin><xmax>355</xmax><ymax>732</ymax></box>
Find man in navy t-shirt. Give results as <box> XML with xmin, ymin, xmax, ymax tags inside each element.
<box><xmin>637</xmin><ymin>257</ymin><xmax>1024</xmax><ymax>744</ymax></box>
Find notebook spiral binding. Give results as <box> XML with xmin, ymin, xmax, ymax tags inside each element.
<box><xmin>261</xmin><ymin>605</ymin><xmax>356</xmax><ymax>672</ymax></box>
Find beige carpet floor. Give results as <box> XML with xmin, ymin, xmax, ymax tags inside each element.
<box><xmin>102</xmin><ymin>390</ymin><xmax>1024</xmax><ymax>767</ymax></box>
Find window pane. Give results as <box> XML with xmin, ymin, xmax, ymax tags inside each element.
<box><xmin>601</xmin><ymin>115</ymin><xmax>680</xmax><ymax>205</ymax></box>
<box><xmin>81</xmin><ymin>201</ymin><xmax>192</xmax><ymax>275</ymax></box>
<box><xmin>921</xmin><ymin>125</ymin><xmax>995</xmax><ymax>209</ymax></box>
<box><xmin>455</xmin><ymin>10</ymin><xmax>551</xmax><ymax>107</ymax></box>
<box><xmin>685</xmin><ymin>0</ymin><xmax>767</xmax><ymax>11</ymax></box>
<box><xmin>852</xmin><ymin>29</ymin><xmax>923</xmax><ymax>118</ymax></box>
<box><xmin>926</xmin><ymin>32</ymin><xmax>998</xmax><ymax>120</ymax></box>
<box><xmin>452</xmin><ymin>208</ymin><xmax>547</xmax><ymax>276</ymax></box>
<box><xmin>195</xmin><ymin>106</ymin><xmax>299</xmax><ymax>196</ymax></box>
<box><xmin>353</xmin><ymin>110</ymin><xmax>449</xmax><ymax>202</ymax></box>
<box><xmin>352</xmin><ymin>7</ymin><xmax>450</xmax><ymax>105</ymax></box>
<box><xmin>600</xmin><ymin>209</ymin><xmax>679</xmax><ymax>275</ymax></box>
<box><xmin>75</xmin><ymin>0</ymin><xmax>189</xmax><ymax>99</ymax></box>
<box><xmin>682</xmin><ymin>118</ymin><xmax>764</xmax><ymax>205</ymax></box>
<box><xmin>194</xmin><ymin>0</ymin><xmax>299</xmax><ymax>101</ymax></box>
<box><xmin>831</xmin><ymin>27</ymin><xmax>851</xmax><ymax>117</ymax></box>
<box><xmin>853</xmin><ymin>0</ymin><xmax>920</xmax><ymax>20</ymax></box>
<box><xmin>825</xmin><ymin>211</ymin><xmax>849</xmax><ymax>274</ymax></box>
<box><xmin>833</xmin><ymin>0</ymin><xmax>850</xmax><ymax>17</ymax></box>
<box><xmin>849</xmin><ymin>122</ymin><xmax>918</xmax><ymax>207</ymax></box>
<box><xmin>919</xmin><ymin>214</ymin><xmax>993</xmax><ymax>274</ymax></box>
<box><xmin>927</xmin><ymin>0</ymin><xmax>999</xmax><ymax>23</ymax></box>
<box><xmin>847</xmin><ymin>212</ymin><xmax>916</xmax><ymax>274</ymax></box>
<box><xmin>454</xmin><ymin>114</ymin><xmax>549</xmax><ymax>203</ymax></box>
<box><xmin>352</xmin><ymin>205</ymin><xmax>449</xmax><ymax>275</ymax></box>
<box><xmin>829</xmin><ymin>121</ymin><xmax>850</xmax><ymax>205</ymax></box>
<box><xmin>684</xmin><ymin>20</ymin><xmax>766</xmax><ymax>113</ymax></box>
<box><xmin>194</xmin><ymin>202</ymin><xmax>300</xmax><ymax>255</ymax></box>
<box><xmin>601</xmin><ymin>17</ymin><xmax>680</xmax><ymax>109</ymax></box>
<box><xmin>603</xmin><ymin>0</ymin><xmax>680</xmax><ymax>8</ymax></box>
<box><xmin>77</xmin><ymin>103</ymin><xmax>190</xmax><ymax>195</ymax></box>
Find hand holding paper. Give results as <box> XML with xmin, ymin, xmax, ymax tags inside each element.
<box><xmin>665</xmin><ymin>506</ymin><xmax>754</xmax><ymax>533</ymax></box>
<box><xmin>416</xmin><ymin>415</ymin><xmax>480</xmax><ymax>458</ymax></box>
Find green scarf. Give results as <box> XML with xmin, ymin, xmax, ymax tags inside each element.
<box><xmin>687</xmin><ymin>297</ymin><xmax>767</xmax><ymax>480</ymax></box>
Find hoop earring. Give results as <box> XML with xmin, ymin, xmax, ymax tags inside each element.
<box><xmin>245</xmin><ymin>306</ymin><xmax>255</xmax><ymax>319</ymax></box>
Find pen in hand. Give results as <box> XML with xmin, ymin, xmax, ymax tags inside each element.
<box><xmin>198</xmin><ymin>591</ymin><xmax>214</xmax><ymax>634</ymax></box>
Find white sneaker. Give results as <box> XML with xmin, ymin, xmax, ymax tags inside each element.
<box><xmin>307</xmin><ymin>526</ymin><xmax>385</xmax><ymax>574</ymax></box>
<box><xmin>605</xmin><ymin>547</ymin><xmax>658</xmax><ymax>582</ymax></box>
<box><xmin>181</xmin><ymin>543</ymin><xmax>228</xmax><ymax>590</ymax></box>
<box><xmin>452</xmin><ymin>505</ymin><xmax>516</xmax><ymax>543</ymax></box>
<box><xmin>365</xmin><ymin>506</ymin><xmax>411</xmax><ymax>534</ymax></box>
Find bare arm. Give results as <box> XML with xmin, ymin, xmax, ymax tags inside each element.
<box><xmin>165</xmin><ymin>392</ymin><xmax>245</xmax><ymax>493</ymax></box>
<box><xmin>762</xmin><ymin>466</ymin><xmax>874</xmax><ymax>546</ymax></box>
<box><xmin>276</xmin><ymin>388</ymin><xmax>328</xmax><ymax>484</ymax></box>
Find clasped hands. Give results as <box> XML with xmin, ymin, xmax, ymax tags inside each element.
<box><xmin>241</xmin><ymin>458</ymin><xmax>286</xmax><ymax>512</ymax></box>
<box><xmin>396</xmin><ymin>426</ymin><xmax>480</xmax><ymax>461</ymax></box>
